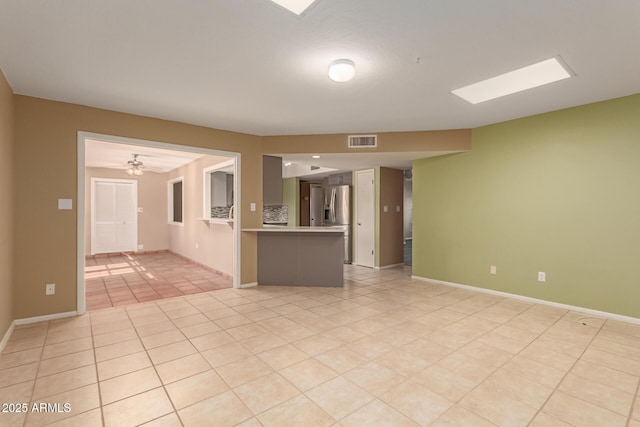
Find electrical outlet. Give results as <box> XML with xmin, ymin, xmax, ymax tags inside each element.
<box><xmin>45</xmin><ymin>283</ymin><xmax>55</xmax><ymax>295</ymax></box>
<box><xmin>538</xmin><ymin>272</ymin><xmax>546</xmax><ymax>282</ymax></box>
<box><xmin>137</xmin><ymin>244</ymin><xmax>143</xmax><ymax>250</ymax></box>
<box><xmin>490</xmin><ymin>265</ymin><xmax>497</xmax><ymax>275</ymax></box>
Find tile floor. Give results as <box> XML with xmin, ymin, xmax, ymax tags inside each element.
<box><xmin>85</xmin><ymin>252</ymin><xmax>232</xmax><ymax>311</ymax></box>
<box><xmin>1</xmin><ymin>265</ymin><xmax>640</xmax><ymax>426</ymax></box>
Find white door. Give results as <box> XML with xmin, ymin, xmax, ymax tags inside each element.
<box><xmin>355</xmin><ymin>169</ymin><xmax>375</xmax><ymax>267</ymax></box>
<box><xmin>92</xmin><ymin>179</ymin><xmax>137</xmax><ymax>254</ymax></box>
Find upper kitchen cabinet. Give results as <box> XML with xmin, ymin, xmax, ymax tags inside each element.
<box><xmin>263</xmin><ymin>155</ymin><xmax>283</xmax><ymax>205</ymax></box>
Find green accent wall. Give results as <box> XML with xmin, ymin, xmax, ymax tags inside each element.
<box><xmin>413</xmin><ymin>94</ymin><xmax>640</xmax><ymax>318</ymax></box>
<box><xmin>282</xmin><ymin>177</ymin><xmax>299</xmax><ymax>226</ymax></box>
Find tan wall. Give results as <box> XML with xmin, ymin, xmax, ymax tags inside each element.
<box><xmin>85</xmin><ymin>167</ymin><xmax>170</xmax><ymax>255</ymax></box>
<box><xmin>262</xmin><ymin>129</ymin><xmax>471</xmax><ymax>154</ymax></box>
<box><xmin>167</xmin><ymin>155</ymin><xmax>234</xmax><ymax>276</ymax></box>
<box><xmin>0</xmin><ymin>70</ymin><xmax>14</xmax><ymax>338</ymax></box>
<box><xmin>379</xmin><ymin>167</ymin><xmax>404</xmax><ymax>266</ymax></box>
<box><xmin>13</xmin><ymin>96</ymin><xmax>262</xmax><ymax>319</ymax></box>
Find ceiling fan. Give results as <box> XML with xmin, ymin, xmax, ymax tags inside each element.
<box><xmin>125</xmin><ymin>153</ymin><xmax>145</xmax><ymax>176</ymax></box>
<box><xmin>124</xmin><ymin>153</ymin><xmax>164</xmax><ymax>175</ymax></box>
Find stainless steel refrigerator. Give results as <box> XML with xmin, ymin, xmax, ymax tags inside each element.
<box><xmin>324</xmin><ymin>185</ymin><xmax>352</xmax><ymax>263</ymax></box>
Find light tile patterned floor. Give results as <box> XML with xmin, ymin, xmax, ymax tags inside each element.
<box><xmin>2</xmin><ymin>265</ymin><xmax>640</xmax><ymax>426</ymax></box>
<box><xmin>85</xmin><ymin>252</ymin><xmax>232</xmax><ymax>311</ymax></box>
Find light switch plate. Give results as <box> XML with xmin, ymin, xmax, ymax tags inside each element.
<box><xmin>58</xmin><ymin>199</ymin><xmax>73</xmax><ymax>210</ymax></box>
<box><xmin>250</xmin><ymin>203</ymin><xmax>256</xmax><ymax>212</ymax></box>
<box><xmin>383</xmin><ymin>205</ymin><xmax>388</xmax><ymax>212</ymax></box>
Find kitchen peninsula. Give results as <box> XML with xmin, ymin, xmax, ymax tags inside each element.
<box><xmin>242</xmin><ymin>226</ymin><xmax>345</xmax><ymax>287</ymax></box>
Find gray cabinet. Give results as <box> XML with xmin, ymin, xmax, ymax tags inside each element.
<box><xmin>263</xmin><ymin>155</ymin><xmax>283</xmax><ymax>205</ymax></box>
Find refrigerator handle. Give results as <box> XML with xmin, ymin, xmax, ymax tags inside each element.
<box><xmin>331</xmin><ymin>187</ymin><xmax>336</xmax><ymax>223</ymax></box>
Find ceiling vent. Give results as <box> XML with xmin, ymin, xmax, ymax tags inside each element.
<box><xmin>348</xmin><ymin>135</ymin><xmax>377</xmax><ymax>148</ymax></box>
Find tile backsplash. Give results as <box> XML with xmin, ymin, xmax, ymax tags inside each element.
<box><xmin>211</xmin><ymin>206</ymin><xmax>232</xmax><ymax>219</ymax></box>
<box><xmin>263</xmin><ymin>205</ymin><xmax>288</xmax><ymax>223</ymax></box>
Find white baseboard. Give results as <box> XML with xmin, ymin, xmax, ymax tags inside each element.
<box><xmin>14</xmin><ymin>311</ymin><xmax>79</xmax><ymax>326</ymax></box>
<box><xmin>239</xmin><ymin>282</ymin><xmax>258</xmax><ymax>289</ymax></box>
<box><xmin>375</xmin><ymin>263</ymin><xmax>405</xmax><ymax>270</ymax></box>
<box><xmin>0</xmin><ymin>321</ymin><xmax>16</xmax><ymax>353</ymax></box>
<box><xmin>412</xmin><ymin>275</ymin><xmax>640</xmax><ymax>326</ymax></box>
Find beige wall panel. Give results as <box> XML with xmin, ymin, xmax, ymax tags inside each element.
<box><xmin>379</xmin><ymin>167</ymin><xmax>404</xmax><ymax>266</ymax></box>
<box><xmin>262</xmin><ymin>129</ymin><xmax>471</xmax><ymax>154</ymax></box>
<box><xmin>0</xmin><ymin>70</ymin><xmax>14</xmax><ymax>338</ymax></box>
<box><xmin>13</xmin><ymin>96</ymin><xmax>261</xmax><ymax>319</ymax></box>
<box><xmin>167</xmin><ymin>155</ymin><xmax>234</xmax><ymax>276</ymax></box>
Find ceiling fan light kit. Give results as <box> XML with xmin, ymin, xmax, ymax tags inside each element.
<box><xmin>126</xmin><ymin>153</ymin><xmax>144</xmax><ymax>176</ymax></box>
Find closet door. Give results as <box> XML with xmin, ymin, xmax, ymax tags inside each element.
<box><xmin>92</xmin><ymin>179</ymin><xmax>137</xmax><ymax>254</ymax></box>
<box><xmin>355</xmin><ymin>169</ymin><xmax>375</xmax><ymax>267</ymax></box>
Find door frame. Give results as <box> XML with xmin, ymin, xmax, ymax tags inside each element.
<box><xmin>77</xmin><ymin>131</ymin><xmax>242</xmax><ymax>315</ymax></box>
<box><xmin>90</xmin><ymin>177</ymin><xmax>138</xmax><ymax>255</ymax></box>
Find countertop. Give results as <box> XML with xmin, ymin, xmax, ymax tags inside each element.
<box><xmin>242</xmin><ymin>226</ymin><xmax>346</xmax><ymax>233</ymax></box>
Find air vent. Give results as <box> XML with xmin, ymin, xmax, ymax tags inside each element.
<box><xmin>348</xmin><ymin>135</ymin><xmax>377</xmax><ymax>148</ymax></box>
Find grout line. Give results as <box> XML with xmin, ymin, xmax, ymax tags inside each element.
<box><xmin>525</xmin><ymin>313</ymin><xmax>607</xmax><ymax>424</ymax></box>
<box><xmin>23</xmin><ymin>320</ymin><xmax>49</xmax><ymax>427</ymax></box>
<box><xmin>123</xmin><ymin>302</ymin><xmax>186</xmax><ymax>427</ymax></box>
<box><xmin>626</xmin><ymin>345</ymin><xmax>640</xmax><ymax>427</ymax></box>
<box><xmin>88</xmin><ymin>312</ymin><xmax>107</xmax><ymax>427</ymax></box>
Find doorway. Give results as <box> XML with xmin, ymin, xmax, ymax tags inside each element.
<box><xmin>77</xmin><ymin>132</ymin><xmax>242</xmax><ymax>314</ymax></box>
<box><xmin>355</xmin><ymin>169</ymin><xmax>375</xmax><ymax>267</ymax></box>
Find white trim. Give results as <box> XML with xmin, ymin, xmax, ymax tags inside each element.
<box><xmin>375</xmin><ymin>263</ymin><xmax>404</xmax><ymax>270</ymax></box>
<box><xmin>233</xmin><ymin>155</ymin><xmax>241</xmax><ymax>289</ymax></box>
<box><xmin>14</xmin><ymin>311</ymin><xmax>78</xmax><ymax>326</ymax></box>
<box><xmin>203</xmin><ymin>158</ymin><xmax>236</xmax><ymax>220</ymax></box>
<box><xmin>78</xmin><ymin>131</ymin><xmax>243</xmax><ymax>317</ymax></box>
<box><xmin>77</xmin><ymin>139</ymin><xmax>86</xmax><ymax>314</ymax></box>
<box><xmin>412</xmin><ymin>275</ymin><xmax>640</xmax><ymax>326</ymax></box>
<box><xmin>239</xmin><ymin>282</ymin><xmax>258</xmax><ymax>289</ymax></box>
<box><xmin>0</xmin><ymin>321</ymin><xmax>16</xmax><ymax>353</ymax></box>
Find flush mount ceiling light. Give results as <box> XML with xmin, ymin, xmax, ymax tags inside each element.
<box><xmin>269</xmin><ymin>0</ymin><xmax>317</xmax><ymax>15</ymax></box>
<box><xmin>126</xmin><ymin>153</ymin><xmax>144</xmax><ymax>176</ymax></box>
<box><xmin>452</xmin><ymin>57</ymin><xmax>572</xmax><ymax>104</ymax></box>
<box><xmin>312</xmin><ymin>155</ymin><xmax>321</xmax><ymax>159</ymax></box>
<box><xmin>328</xmin><ymin>59</ymin><xmax>356</xmax><ymax>83</ymax></box>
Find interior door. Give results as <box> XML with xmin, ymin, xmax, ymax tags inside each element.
<box><xmin>92</xmin><ymin>179</ymin><xmax>137</xmax><ymax>254</ymax></box>
<box><xmin>355</xmin><ymin>169</ymin><xmax>375</xmax><ymax>267</ymax></box>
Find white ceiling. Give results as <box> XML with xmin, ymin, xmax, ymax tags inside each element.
<box><xmin>280</xmin><ymin>150</ymin><xmax>459</xmax><ymax>179</ymax></box>
<box><xmin>85</xmin><ymin>139</ymin><xmax>206</xmax><ymax>172</ymax></box>
<box><xmin>1</xmin><ymin>1</ymin><xmax>638</xmax><ymax>137</ymax></box>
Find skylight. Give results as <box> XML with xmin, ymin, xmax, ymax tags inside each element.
<box><xmin>269</xmin><ymin>0</ymin><xmax>317</xmax><ymax>15</ymax></box>
<box><xmin>452</xmin><ymin>57</ymin><xmax>572</xmax><ymax>104</ymax></box>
